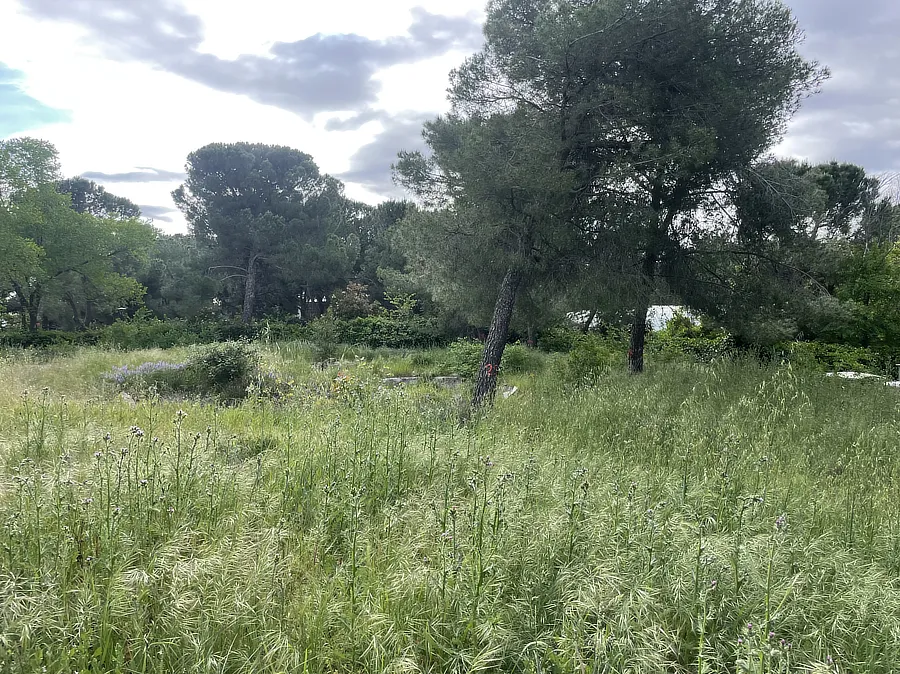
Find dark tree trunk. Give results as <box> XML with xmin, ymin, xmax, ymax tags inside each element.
<box><xmin>581</xmin><ymin>309</ymin><xmax>597</xmax><ymax>334</ymax></box>
<box><xmin>628</xmin><ymin>302</ymin><xmax>650</xmax><ymax>373</ymax></box>
<box><xmin>66</xmin><ymin>294</ymin><xmax>86</xmax><ymax>330</ymax></box>
<box><xmin>26</xmin><ymin>290</ymin><xmax>43</xmax><ymax>332</ymax></box>
<box><xmin>471</xmin><ymin>267</ymin><xmax>523</xmax><ymax>410</ymax></box>
<box><xmin>241</xmin><ymin>254</ymin><xmax>258</xmax><ymax>324</ymax></box>
<box><xmin>628</xmin><ymin>249</ymin><xmax>658</xmax><ymax>374</ymax></box>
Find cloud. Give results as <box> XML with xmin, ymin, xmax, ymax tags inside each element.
<box><xmin>18</xmin><ymin>0</ymin><xmax>482</xmax><ymax>119</ymax></box>
<box><xmin>80</xmin><ymin>167</ymin><xmax>187</xmax><ymax>183</ymax></box>
<box><xmin>138</xmin><ymin>204</ymin><xmax>178</xmax><ymax>222</ymax></box>
<box><xmin>337</xmin><ymin>112</ymin><xmax>432</xmax><ymax>197</ymax></box>
<box><xmin>324</xmin><ymin>109</ymin><xmax>389</xmax><ymax>132</ymax></box>
<box><xmin>0</xmin><ymin>62</ymin><xmax>70</xmax><ymax>135</ymax></box>
<box><xmin>781</xmin><ymin>0</ymin><xmax>900</xmax><ymax>172</ymax></box>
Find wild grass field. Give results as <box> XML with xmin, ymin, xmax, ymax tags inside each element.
<box><xmin>1</xmin><ymin>344</ymin><xmax>899</xmax><ymax>673</ymax></box>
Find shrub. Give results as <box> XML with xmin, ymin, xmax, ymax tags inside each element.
<box><xmin>780</xmin><ymin>341</ymin><xmax>882</xmax><ymax>374</ymax></box>
<box><xmin>537</xmin><ymin>325</ymin><xmax>581</xmax><ymax>353</ymax></box>
<box><xmin>192</xmin><ymin>342</ymin><xmax>259</xmax><ymax>399</ymax></box>
<box><xmin>330</xmin><ymin>282</ymin><xmax>379</xmax><ymax>319</ymax></box>
<box><xmin>501</xmin><ymin>343</ymin><xmax>545</xmax><ymax>374</ymax></box>
<box><xmin>308</xmin><ymin>313</ymin><xmax>341</xmax><ymax>363</ymax></box>
<box><xmin>339</xmin><ymin>314</ymin><xmax>444</xmax><ymax>349</ymax></box>
<box><xmin>0</xmin><ymin>329</ymin><xmax>99</xmax><ymax>352</ymax></box>
<box><xmin>439</xmin><ymin>339</ymin><xmax>484</xmax><ymax>380</ymax></box>
<box><xmin>107</xmin><ymin>342</ymin><xmax>262</xmax><ymax>401</ymax></box>
<box><xmin>648</xmin><ymin>332</ymin><xmax>736</xmax><ymax>364</ymax></box>
<box><xmin>561</xmin><ymin>335</ymin><xmax>620</xmax><ymax>383</ymax></box>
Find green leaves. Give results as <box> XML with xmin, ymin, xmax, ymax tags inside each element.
<box><xmin>1</xmin><ymin>141</ymin><xmax>155</xmax><ymax>329</ymax></box>
<box><xmin>173</xmin><ymin>143</ymin><xmax>362</xmax><ymax>321</ymax></box>
<box><xmin>0</xmin><ymin>137</ymin><xmax>60</xmax><ymax>204</ymax></box>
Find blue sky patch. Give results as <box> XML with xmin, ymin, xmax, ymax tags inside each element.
<box><xmin>0</xmin><ymin>62</ymin><xmax>71</xmax><ymax>136</ymax></box>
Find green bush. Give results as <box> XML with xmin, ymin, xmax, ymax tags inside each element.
<box><xmin>0</xmin><ymin>329</ymin><xmax>99</xmax><ymax>351</ymax></box>
<box><xmin>2</xmin><ymin>310</ymin><xmax>448</xmax><ymax>354</ymax></box>
<box><xmin>439</xmin><ymin>339</ymin><xmax>484</xmax><ymax>380</ymax></box>
<box><xmin>537</xmin><ymin>325</ymin><xmax>582</xmax><ymax>352</ymax></box>
<box><xmin>648</xmin><ymin>332</ymin><xmax>736</xmax><ymax>364</ymax></box>
<box><xmin>780</xmin><ymin>341</ymin><xmax>883</xmax><ymax>374</ymax></box>
<box><xmin>338</xmin><ymin>314</ymin><xmax>444</xmax><ymax>349</ymax></box>
<box><xmin>561</xmin><ymin>335</ymin><xmax>620</xmax><ymax>382</ymax></box>
<box><xmin>108</xmin><ymin>342</ymin><xmax>262</xmax><ymax>401</ymax></box>
<box><xmin>192</xmin><ymin>342</ymin><xmax>260</xmax><ymax>399</ymax></box>
<box><xmin>1</xmin><ymin>317</ymin><xmax>309</xmax><ymax>353</ymax></box>
<box><xmin>501</xmin><ymin>343</ymin><xmax>545</xmax><ymax>374</ymax></box>
<box><xmin>307</xmin><ymin>314</ymin><xmax>341</xmax><ymax>363</ymax></box>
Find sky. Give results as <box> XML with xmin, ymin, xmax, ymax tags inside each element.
<box><xmin>0</xmin><ymin>0</ymin><xmax>898</xmax><ymax>233</ymax></box>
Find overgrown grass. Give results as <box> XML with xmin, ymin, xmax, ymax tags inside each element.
<box><xmin>1</xmin><ymin>345</ymin><xmax>899</xmax><ymax>673</ymax></box>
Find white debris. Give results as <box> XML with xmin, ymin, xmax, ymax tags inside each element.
<box><xmin>502</xmin><ymin>385</ymin><xmax>519</xmax><ymax>399</ymax></box>
<box><xmin>825</xmin><ymin>371</ymin><xmax>885</xmax><ymax>380</ymax></box>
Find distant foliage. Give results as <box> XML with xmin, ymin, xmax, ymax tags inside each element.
<box><xmin>330</xmin><ymin>282</ymin><xmax>379</xmax><ymax>319</ymax></box>
<box><xmin>537</xmin><ymin>326</ymin><xmax>582</xmax><ymax>353</ymax></box>
<box><xmin>649</xmin><ymin>333</ymin><xmax>737</xmax><ymax>364</ymax></box>
<box><xmin>307</xmin><ymin>312</ymin><xmax>340</xmax><ymax>363</ymax></box>
<box><xmin>499</xmin><ymin>343</ymin><xmax>545</xmax><ymax>374</ymax></box>
<box><xmin>439</xmin><ymin>339</ymin><xmax>484</xmax><ymax>380</ymax></box>
<box><xmin>339</xmin><ymin>314</ymin><xmax>443</xmax><ymax>349</ymax></box>
<box><xmin>560</xmin><ymin>335</ymin><xmax>622</xmax><ymax>383</ymax></box>
<box><xmin>780</xmin><ymin>341</ymin><xmax>885</xmax><ymax>374</ymax></box>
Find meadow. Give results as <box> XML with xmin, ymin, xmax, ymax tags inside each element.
<box><xmin>1</xmin><ymin>343</ymin><xmax>899</xmax><ymax>673</ymax></box>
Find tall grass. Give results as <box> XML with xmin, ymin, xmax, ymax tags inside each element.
<box><xmin>1</xmin><ymin>347</ymin><xmax>899</xmax><ymax>672</ymax></box>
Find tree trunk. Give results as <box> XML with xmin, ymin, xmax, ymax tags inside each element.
<box><xmin>471</xmin><ymin>267</ymin><xmax>523</xmax><ymax>411</ymax></box>
<box><xmin>36</xmin><ymin>294</ymin><xmax>45</xmax><ymax>330</ymax></box>
<box><xmin>628</xmin><ymin>301</ymin><xmax>650</xmax><ymax>373</ymax></box>
<box><xmin>66</xmin><ymin>293</ymin><xmax>86</xmax><ymax>330</ymax></box>
<box><xmin>628</xmin><ymin>249</ymin><xmax>658</xmax><ymax>374</ymax></box>
<box><xmin>581</xmin><ymin>309</ymin><xmax>597</xmax><ymax>334</ymax></box>
<box><xmin>26</xmin><ymin>289</ymin><xmax>43</xmax><ymax>332</ymax></box>
<box><xmin>241</xmin><ymin>254</ymin><xmax>258</xmax><ymax>324</ymax></box>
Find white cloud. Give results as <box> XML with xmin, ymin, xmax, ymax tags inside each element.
<box><xmin>0</xmin><ymin>0</ymin><xmax>483</xmax><ymax>232</ymax></box>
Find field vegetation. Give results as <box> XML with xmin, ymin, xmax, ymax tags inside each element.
<box><xmin>2</xmin><ymin>342</ymin><xmax>899</xmax><ymax>673</ymax></box>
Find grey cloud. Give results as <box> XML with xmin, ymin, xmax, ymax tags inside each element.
<box><xmin>81</xmin><ymin>167</ymin><xmax>187</xmax><ymax>183</ymax></box>
<box><xmin>783</xmin><ymin>0</ymin><xmax>900</xmax><ymax>173</ymax></box>
<box><xmin>338</xmin><ymin>112</ymin><xmax>432</xmax><ymax>197</ymax></box>
<box><xmin>138</xmin><ymin>205</ymin><xmax>177</xmax><ymax>222</ymax></box>
<box><xmin>19</xmin><ymin>0</ymin><xmax>482</xmax><ymax>118</ymax></box>
<box><xmin>324</xmin><ymin>109</ymin><xmax>390</xmax><ymax>132</ymax></box>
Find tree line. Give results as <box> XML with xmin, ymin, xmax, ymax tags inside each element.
<box><xmin>2</xmin><ymin>0</ymin><xmax>900</xmax><ymax>408</ymax></box>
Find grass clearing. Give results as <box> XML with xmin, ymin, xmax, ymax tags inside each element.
<box><xmin>1</xmin><ymin>346</ymin><xmax>899</xmax><ymax>672</ymax></box>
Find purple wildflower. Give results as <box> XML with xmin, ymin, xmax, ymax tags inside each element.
<box><xmin>105</xmin><ymin>361</ymin><xmax>187</xmax><ymax>385</ymax></box>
